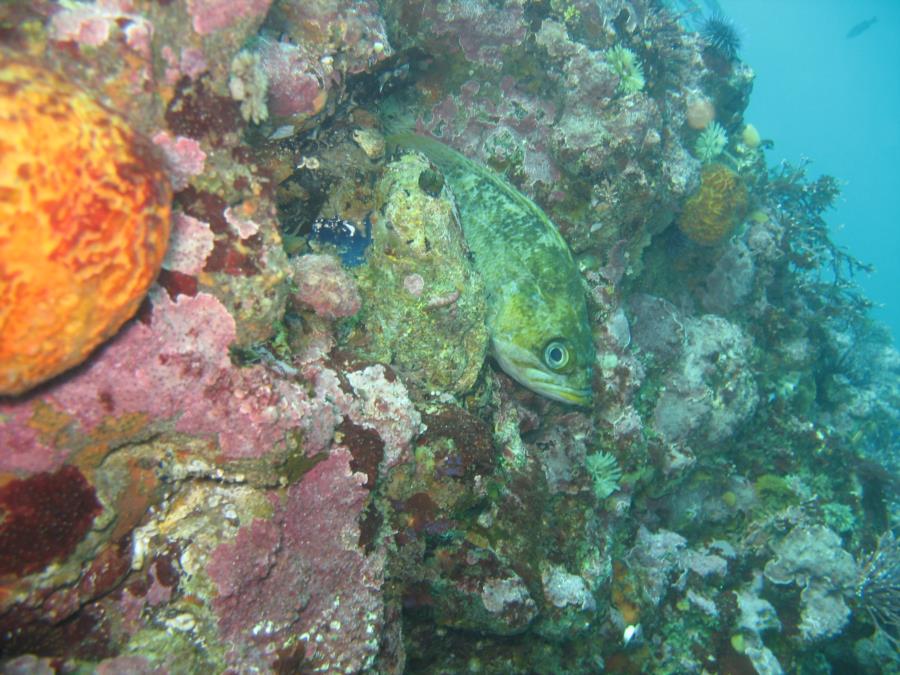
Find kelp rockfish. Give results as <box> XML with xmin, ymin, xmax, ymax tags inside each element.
<box><xmin>388</xmin><ymin>133</ymin><xmax>594</xmax><ymax>407</ymax></box>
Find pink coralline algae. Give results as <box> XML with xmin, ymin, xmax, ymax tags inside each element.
<box><xmin>0</xmin><ymin>403</ymin><xmax>69</xmax><ymax>474</ymax></box>
<box><xmin>162</xmin><ymin>212</ymin><xmax>215</xmax><ymax>276</ymax></box>
<box><xmin>535</xmin><ymin>20</ymin><xmax>660</xmax><ymax>175</ymax></box>
<box><xmin>273</xmin><ymin>0</ymin><xmax>392</xmax><ymax>75</ymax></box>
<box><xmin>1</xmin><ymin>282</ymin><xmax>421</xmax><ymax>468</ymax></box>
<box><xmin>187</xmin><ymin>0</ymin><xmax>273</xmax><ymax>36</ymax></box>
<box><xmin>207</xmin><ymin>448</ymin><xmax>384</xmax><ymax>672</ymax></box>
<box><xmin>5</xmin><ymin>289</ymin><xmax>312</xmax><ymax>461</ymax></box>
<box><xmin>118</xmin><ymin>561</ymin><xmax>175</xmax><ymax>637</ymax></box>
<box><xmin>478</xmin><ymin>574</ymin><xmax>538</xmax><ymax>631</ymax></box>
<box><xmin>252</xmin><ymin>2</ymin><xmax>392</xmax><ymax>127</ymax></box>
<box><xmin>180</xmin><ymin>48</ymin><xmax>208</xmax><ymax>78</ymax></box>
<box><xmin>151</xmin><ymin>132</ymin><xmax>207</xmax><ymax>192</ymax></box>
<box><xmin>223</xmin><ymin>206</ymin><xmax>262</xmax><ymax>239</ymax></box>
<box><xmin>162</xmin><ymin>46</ymin><xmax>209</xmax><ymax>84</ymax></box>
<box><xmin>2</xmin><ymin>656</ymin><xmax>56</xmax><ymax>674</ymax></box>
<box><xmin>49</xmin><ymin>0</ymin><xmax>144</xmax><ymax>48</ymax></box>
<box><xmin>257</xmin><ymin>39</ymin><xmax>326</xmax><ymax>120</ymax></box>
<box><xmin>420</xmin><ymin>1</ymin><xmax>527</xmax><ymax>68</ymax></box>
<box><xmin>700</xmin><ymin>240</ymin><xmax>756</xmax><ymax>314</ymax></box>
<box><xmin>652</xmin><ymin>315</ymin><xmax>758</xmax><ymax>447</ymax></box>
<box><xmin>291</xmin><ymin>254</ymin><xmax>361</xmax><ymax>320</ymax></box>
<box><xmin>419</xmin><ymin>80</ymin><xmax>559</xmax><ymax>190</ymax></box>
<box><xmin>94</xmin><ymin>656</ymin><xmax>164</xmax><ymax>675</ymax></box>
<box><xmin>627</xmin><ymin>294</ymin><xmax>685</xmax><ymax>363</ymax></box>
<box><xmin>346</xmin><ymin>365</ymin><xmax>424</xmax><ymax>470</ymax></box>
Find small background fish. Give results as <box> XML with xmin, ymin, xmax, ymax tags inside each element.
<box><xmin>846</xmin><ymin>16</ymin><xmax>877</xmax><ymax>39</ymax></box>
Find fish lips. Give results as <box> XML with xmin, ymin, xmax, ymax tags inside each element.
<box><xmin>493</xmin><ymin>340</ymin><xmax>593</xmax><ymax>407</ymax></box>
<box><xmin>543</xmin><ymin>382</ymin><xmax>594</xmax><ymax>407</ymax></box>
<box><xmin>527</xmin><ymin>376</ymin><xmax>593</xmax><ymax>407</ymax></box>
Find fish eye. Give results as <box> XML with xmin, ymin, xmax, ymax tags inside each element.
<box><xmin>543</xmin><ymin>340</ymin><xmax>570</xmax><ymax>370</ymax></box>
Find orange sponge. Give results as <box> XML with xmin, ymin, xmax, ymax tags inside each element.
<box><xmin>0</xmin><ymin>58</ymin><xmax>172</xmax><ymax>396</ymax></box>
<box><xmin>678</xmin><ymin>163</ymin><xmax>748</xmax><ymax>245</ymax></box>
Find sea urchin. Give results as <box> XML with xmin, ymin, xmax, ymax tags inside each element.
<box><xmin>701</xmin><ymin>14</ymin><xmax>741</xmax><ymax>61</ymax></box>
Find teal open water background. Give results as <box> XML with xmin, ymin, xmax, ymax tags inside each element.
<box><xmin>720</xmin><ymin>0</ymin><xmax>900</xmax><ymax>344</ymax></box>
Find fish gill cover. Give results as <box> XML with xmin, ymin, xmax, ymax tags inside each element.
<box><xmin>0</xmin><ymin>1</ymin><xmax>897</xmax><ymax>673</ymax></box>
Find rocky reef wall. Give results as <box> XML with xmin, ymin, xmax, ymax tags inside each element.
<box><xmin>0</xmin><ymin>1</ymin><xmax>897</xmax><ymax>673</ymax></box>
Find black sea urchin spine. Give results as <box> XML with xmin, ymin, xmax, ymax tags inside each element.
<box><xmin>701</xmin><ymin>13</ymin><xmax>741</xmax><ymax>61</ymax></box>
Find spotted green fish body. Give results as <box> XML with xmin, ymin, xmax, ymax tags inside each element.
<box><xmin>390</xmin><ymin>133</ymin><xmax>594</xmax><ymax>406</ymax></box>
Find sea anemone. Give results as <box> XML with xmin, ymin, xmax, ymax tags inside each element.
<box><xmin>701</xmin><ymin>14</ymin><xmax>741</xmax><ymax>61</ymax></box>
<box><xmin>695</xmin><ymin>121</ymin><xmax>728</xmax><ymax>163</ymax></box>
<box><xmin>606</xmin><ymin>45</ymin><xmax>645</xmax><ymax>95</ymax></box>
<box><xmin>585</xmin><ymin>451</ymin><xmax>622</xmax><ymax>499</ymax></box>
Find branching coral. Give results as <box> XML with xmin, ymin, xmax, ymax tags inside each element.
<box><xmin>767</xmin><ymin>161</ymin><xmax>872</xmax><ymax>312</ymax></box>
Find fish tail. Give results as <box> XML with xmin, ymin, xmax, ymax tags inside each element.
<box><xmin>385</xmin><ymin>131</ymin><xmax>454</xmax><ymax>163</ymax></box>
<box><xmin>386</xmin><ymin>130</ymin><xmax>496</xmax><ymax>186</ymax></box>
<box><xmin>376</xmin><ymin>95</ymin><xmax>463</xmax><ymax>165</ymax></box>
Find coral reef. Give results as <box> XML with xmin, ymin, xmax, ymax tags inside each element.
<box><xmin>764</xmin><ymin>524</ymin><xmax>859</xmax><ymax>641</ymax></box>
<box><xmin>0</xmin><ymin>0</ymin><xmax>896</xmax><ymax>672</ymax></box>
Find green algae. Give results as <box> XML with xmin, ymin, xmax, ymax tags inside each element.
<box><xmin>350</xmin><ymin>153</ymin><xmax>489</xmax><ymax>396</ymax></box>
<box><xmin>753</xmin><ymin>474</ymin><xmax>800</xmax><ymax>513</ymax></box>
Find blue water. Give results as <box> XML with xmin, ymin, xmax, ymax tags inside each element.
<box><xmin>720</xmin><ymin>0</ymin><xmax>900</xmax><ymax>344</ymax></box>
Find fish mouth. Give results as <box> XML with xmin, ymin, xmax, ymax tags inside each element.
<box><xmin>549</xmin><ymin>385</ymin><xmax>593</xmax><ymax>407</ymax></box>
<box><xmin>493</xmin><ymin>340</ymin><xmax>593</xmax><ymax>407</ymax></box>
<box><xmin>526</xmin><ymin>377</ymin><xmax>593</xmax><ymax>407</ymax></box>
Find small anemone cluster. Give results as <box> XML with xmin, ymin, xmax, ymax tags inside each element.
<box><xmin>585</xmin><ymin>451</ymin><xmax>622</xmax><ymax>499</ymax></box>
<box><xmin>605</xmin><ymin>45</ymin><xmax>645</xmax><ymax>95</ymax></box>
<box><xmin>695</xmin><ymin>121</ymin><xmax>728</xmax><ymax>163</ymax></box>
<box><xmin>229</xmin><ymin>49</ymin><xmax>269</xmax><ymax>124</ymax></box>
<box><xmin>701</xmin><ymin>13</ymin><xmax>741</xmax><ymax>61</ymax></box>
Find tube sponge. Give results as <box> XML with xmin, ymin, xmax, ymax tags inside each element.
<box><xmin>0</xmin><ymin>57</ymin><xmax>172</xmax><ymax>395</ymax></box>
